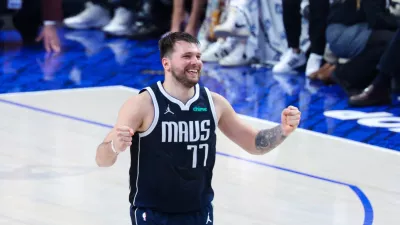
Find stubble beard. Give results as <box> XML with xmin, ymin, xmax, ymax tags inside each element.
<box><xmin>171</xmin><ymin>67</ymin><xmax>200</xmax><ymax>89</ymax></box>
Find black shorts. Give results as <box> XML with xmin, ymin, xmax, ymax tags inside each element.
<box><xmin>130</xmin><ymin>204</ymin><xmax>213</xmax><ymax>225</ymax></box>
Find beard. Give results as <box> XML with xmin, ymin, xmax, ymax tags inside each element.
<box><xmin>171</xmin><ymin>66</ymin><xmax>200</xmax><ymax>88</ymax></box>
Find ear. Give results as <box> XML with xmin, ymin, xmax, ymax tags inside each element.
<box><xmin>162</xmin><ymin>57</ymin><xmax>171</xmax><ymax>71</ymax></box>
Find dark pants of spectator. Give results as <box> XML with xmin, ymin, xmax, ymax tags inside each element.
<box><xmin>0</xmin><ymin>0</ymin><xmax>43</xmax><ymax>43</ymax></box>
<box><xmin>333</xmin><ymin>30</ymin><xmax>396</xmax><ymax>95</ymax></box>
<box><xmin>282</xmin><ymin>0</ymin><xmax>330</xmax><ymax>55</ymax></box>
<box><xmin>374</xmin><ymin>29</ymin><xmax>400</xmax><ymax>89</ymax></box>
<box><xmin>93</xmin><ymin>0</ymin><xmax>138</xmax><ymax>11</ymax></box>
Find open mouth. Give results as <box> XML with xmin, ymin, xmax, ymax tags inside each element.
<box><xmin>186</xmin><ymin>69</ymin><xmax>199</xmax><ymax>76</ymax></box>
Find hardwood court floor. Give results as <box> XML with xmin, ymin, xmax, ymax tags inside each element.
<box><xmin>0</xmin><ymin>87</ymin><xmax>398</xmax><ymax>225</ymax></box>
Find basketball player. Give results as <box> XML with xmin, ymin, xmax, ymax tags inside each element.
<box><xmin>95</xmin><ymin>32</ymin><xmax>301</xmax><ymax>225</ymax></box>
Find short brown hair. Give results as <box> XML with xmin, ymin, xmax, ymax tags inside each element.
<box><xmin>158</xmin><ymin>32</ymin><xmax>200</xmax><ymax>59</ymax></box>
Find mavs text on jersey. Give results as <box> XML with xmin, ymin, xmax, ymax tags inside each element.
<box><xmin>129</xmin><ymin>81</ymin><xmax>218</xmax><ymax>214</ymax></box>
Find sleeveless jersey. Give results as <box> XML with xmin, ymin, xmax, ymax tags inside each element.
<box><xmin>129</xmin><ymin>81</ymin><xmax>217</xmax><ymax>213</ymax></box>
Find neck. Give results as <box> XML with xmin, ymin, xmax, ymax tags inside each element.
<box><xmin>162</xmin><ymin>76</ymin><xmax>195</xmax><ymax>104</ymax></box>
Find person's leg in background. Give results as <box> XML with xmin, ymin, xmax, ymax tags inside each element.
<box><xmin>272</xmin><ymin>0</ymin><xmax>307</xmax><ymax>74</ymax></box>
<box><xmin>12</xmin><ymin>0</ymin><xmax>42</xmax><ymax>44</ymax></box>
<box><xmin>170</xmin><ymin>0</ymin><xmax>207</xmax><ymax>36</ymax></box>
<box><xmin>184</xmin><ymin>0</ymin><xmax>207</xmax><ymax>36</ymax></box>
<box><xmin>283</xmin><ymin>0</ymin><xmax>302</xmax><ymax>54</ymax></box>
<box><xmin>306</xmin><ymin>0</ymin><xmax>329</xmax><ymax>76</ymax></box>
<box><xmin>170</xmin><ymin>0</ymin><xmax>185</xmax><ymax>33</ymax></box>
<box><xmin>273</xmin><ymin>0</ymin><xmax>330</xmax><ymax>75</ymax></box>
<box><xmin>379</xmin><ymin>28</ymin><xmax>400</xmax><ymax>92</ymax></box>
<box><xmin>349</xmin><ymin>29</ymin><xmax>400</xmax><ymax>106</ymax></box>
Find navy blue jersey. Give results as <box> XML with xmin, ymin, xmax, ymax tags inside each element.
<box><xmin>129</xmin><ymin>81</ymin><xmax>217</xmax><ymax>213</ymax></box>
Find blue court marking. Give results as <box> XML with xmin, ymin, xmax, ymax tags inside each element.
<box><xmin>0</xmin><ymin>98</ymin><xmax>374</xmax><ymax>225</ymax></box>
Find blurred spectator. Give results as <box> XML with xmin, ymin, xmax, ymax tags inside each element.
<box><xmin>63</xmin><ymin>0</ymin><xmax>135</xmax><ymax>36</ymax></box>
<box><xmin>349</xmin><ymin>28</ymin><xmax>400</xmax><ymax>106</ymax></box>
<box><xmin>272</xmin><ymin>0</ymin><xmax>330</xmax><ymax>76</ymax></box>
<box><xmin>63</xmin><ymin>0</ymin><xmax>172</xmax><ymax>39</ymax></box>
<box><xmin>199</xmin><ymin>0</ymin><xmax>308</xmax><ymax>67</ymax></box>
<box><xmin>327</xmin><ymin>0</ymin><xmax>400</xmax><ymax>106</ymax></box>
<box><xmin>170</xmin><ymin>0</ymin><xmax>207</xmax><ymax>36</ymax></box>
<box><xmin>197</xmin><ymin>1</ymin><xmax>255</xmax><ymax>67</ymax></box>
<box><xmin>0</xmin><ymin>0</ymin><xmax>63</xmax><ymax>52</ymax></box>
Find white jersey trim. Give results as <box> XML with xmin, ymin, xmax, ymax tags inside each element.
<box><xmin>204</xmin><ymin>87</ymin><xmax>218</xmax><ymax>129</ymax></box>
<box><xmin>132</xmin><ymin>137</ymin><xmax>141</xmax><ymax>206</ymax></box>
<box><xmin>157</xmin><ymin>81</ymin><xmax>200</xmax><ymax>111</ymax></box>
<box><xmin>139</xmin><ymin>87</ymin><xmax>159</xmax><ymax>138</ymax></box>
<box><xmin>134</xmin><ymin>86</ymin><xmax>159</xmax><ymax>206</ymax></box>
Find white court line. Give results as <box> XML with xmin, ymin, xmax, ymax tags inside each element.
<box><xmin>1</xmin><ymin>85</ymin><xmax>399</xmax><ymax>155</ymax></box>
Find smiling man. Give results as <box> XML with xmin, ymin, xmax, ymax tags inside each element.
<box><xmin>95</xmin><ymin>32</ymin><xmax>301</xmax><ymax>225</ymax></box>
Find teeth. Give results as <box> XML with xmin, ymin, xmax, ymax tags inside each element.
<box><xmin>188</xmin><ymin>70</ymin><xmax>198</xmax><ymax>73</ymax></box>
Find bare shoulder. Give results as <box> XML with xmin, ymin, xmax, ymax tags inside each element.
<box><xmin>209</xmin><ymin>91</ymin><xmax>233</xmax><ymax>122</ymax></box>
<box><xmin>210</xmin><ymin>91</ymin><xmax>231</xmax><ymax>108</ymax></box>
<box><xmin>121</xmin><ymin>91</ymin><xmax>152</xmax><ymax>113</ymax></box>
<box><xmin>116</xmin><ymin>90</ymin><xmax>154</xmax><ymax>132</ymax></box>
<box><xmin>132</xmin><ymin>90</ymin><xmax>153</xmax><ymax>105</ymax></box>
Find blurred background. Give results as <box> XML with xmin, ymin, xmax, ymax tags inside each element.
<box><xmin>1</xmin><ymin>0</ymin><xmax>400</xmax><ymax>148</ymax></box>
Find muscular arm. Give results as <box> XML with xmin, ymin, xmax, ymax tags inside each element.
<box><xmin>213</xmin><ymin>92</ymin><xmax>289</xmax><ymax>155</ymax></box>
<box><xmin>255</xmin><ymin>125</ymin><xmax>287</xmax><ymax>154</ymax></box>
<box><xmin>95</xmin><ymin>92</ymin><xmax>151</xmax><ymax>167</ymax></box>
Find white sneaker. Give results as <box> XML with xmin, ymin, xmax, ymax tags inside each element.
<box><xmin>219</xmin><ymin>42</ymin><xmax>251</xmax><ymax>66</ymax></box>
<box><xmin>63</xmin><ymin>2</ymin><xmax>111</xmax><ymax>29</ymax></box>
<box><xmin>102</xmin><ymin>7</ymin><xmax>134</xmax><ymax>36</ymax></box>
<box><xmin>272</xmin><ymin>49</ymin><xmax>306</xmax><ymax>73</ymax></box>
<box><xmin>213</xmin><ymin>7</ymin><xmax>250</xmax><ymax>38</ymax></box>
<box><xmin>199</xmin><ymin>39</ymin><xmax>210</xmax><ymax>53</ymax></box>
<box><xmin>305</xmin><ymin>53</ymin><xmax>323</xmax><ymax>76</ymax></box>
<box><xmin>201</xmin><ymin>38</ymin><xmax>235</xmax><ymax>62</ymax></box>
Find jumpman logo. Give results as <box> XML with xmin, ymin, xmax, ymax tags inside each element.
<box><xmin>164</xmin><ymin>104</ymin><xmax>174</xmax><ymax>115</ymax></box>
<box><xmin>206</xmin><ymin>212</ymin><xmax>212</xmax><ymax>224</ymax></box>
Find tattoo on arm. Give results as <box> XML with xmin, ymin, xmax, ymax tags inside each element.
<box><xmin>255</xmin><ymin>125</ymin><xmax>287</xmax><ymax>153</ymax></box>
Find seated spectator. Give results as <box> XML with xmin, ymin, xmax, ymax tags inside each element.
<box><xmin>199</xmin><ymin>0</ymin><xmax>309</xmax><ymax>67</ymax></box>
<box><xmin>326</xmin><ymin>0</ymin><xmax>400</xmax><ymax>106</ymax></box>
<box><xmin>0</xmin><ymin>0</ymin><xmax>63</xmax><ymax>52</ymax></box>
<box><xmin>349</xmin><ymin>28</ymin><xmax>400</xmax><ymax>106</ymax></box>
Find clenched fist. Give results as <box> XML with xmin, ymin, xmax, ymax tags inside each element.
<box><xmin>111</xmin><ymin>126</ymin><xmax>134</xmax><ymax>154</ymax></box>
<box><xmin>281</xmin><ymin>106</ymin><xmax>301</xmax><ymax>136</ymax></box>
